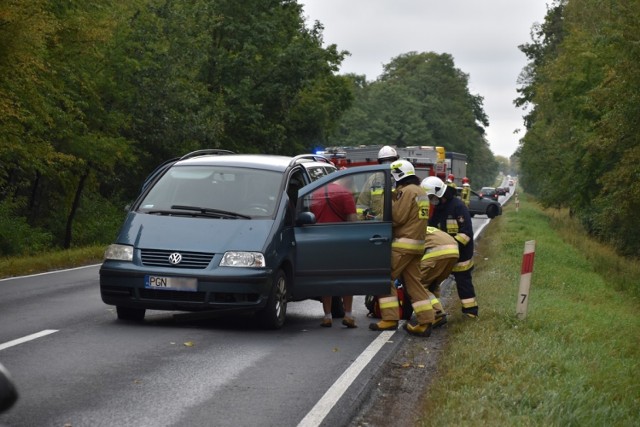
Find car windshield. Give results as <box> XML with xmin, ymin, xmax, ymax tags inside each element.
<box><xmin>137</xmin><ymin>165</ymin><xmax>282</xmax><ymax>218</ymax></box>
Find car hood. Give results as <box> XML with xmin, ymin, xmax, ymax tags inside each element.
<box><xmin>117</xmin><ymin>212</ymin><xmax>275</xmax><ymax>253</ymax></box>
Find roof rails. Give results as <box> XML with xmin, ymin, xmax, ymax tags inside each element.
<box><xmin>140</xmin><ymin>149</ymin><xmax>235</xmax><ymax>192</ymax></box>
<box><xmin>179</xmin><ymin>149</ymin><xmax>235</xmax><ymax>160</ymax></box>
<box><xmin>290</xmin><ymin>154</ymin><xmax>332</xmax><ymax>166</ymax></box>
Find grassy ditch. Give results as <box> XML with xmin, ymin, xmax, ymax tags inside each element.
<box><xmin>419</xmin><ymin>192</ymin><xmax>639</xmax><ymax>426</ymax></box>
<box><xmin>0</xmin><ymin>245</ymin><xmax>105</xmax><ymax>279</ymax></box>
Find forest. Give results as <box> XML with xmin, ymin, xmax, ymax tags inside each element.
<box><xmin>516</xmin><ymin>0</ymin><xmax>639</xmax><ymax>256</ymax></box>
<box><xmin>0</xmin><ymin>0</ymin><xmax>496</xmax><ymax>256</ymax></box>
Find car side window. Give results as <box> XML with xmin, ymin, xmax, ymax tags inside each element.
<box><xmin>301</xmin><ymin>171</ymin><xmax>388</xmax><ymax>224</ymax></box>
<box><xmin>285</xmin><ymin>169</ymin><xmax>307</xmax><ymax>226</ymax></box>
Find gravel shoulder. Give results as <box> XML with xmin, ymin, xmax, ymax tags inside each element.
<box><xmin>348</xmin><ymin>325</ymin><xmax>448</xmax><ymax>427</ymax></box>
<box><xmin>349</xmin><ymin>282</ymin><xmax>455</xmax><ymax>427</ymax></box>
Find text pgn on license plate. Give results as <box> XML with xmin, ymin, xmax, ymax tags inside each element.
<box><xmin>144</xmin><ymin>275</ymin><xmax>197</xmax><ymax>292</ymax></box>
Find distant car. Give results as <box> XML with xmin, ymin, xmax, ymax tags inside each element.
<box><xmin>479</xmin><ymin>187</ymin><xmax>499</xmax><ymax>200</ymax></box>
<box><xmin>508</xmin><ymin>179</ymin><xmax>515</xmax><ymax>187</ymax></box>
<box><xmin>458</xmin><ymin>188</ymin><xmax>502</xmax><ymax>219</ymax></box>
<box><xmin>495</xmin><ymin>187</ymin><xmax>508</xmax><ymax>196</ymax></box>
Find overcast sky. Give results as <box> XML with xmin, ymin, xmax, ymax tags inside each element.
<box><xmin>300</xmin><ymin>0</ymin><xmax>550</xmax><ymax>158</ymax></box>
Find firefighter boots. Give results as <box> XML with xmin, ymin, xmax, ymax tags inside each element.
<box><xmin>432</xmin><ymin>311</ymin><xmax>448</xmax><ymax>328</ymax></box>
<box><xmin>404</xmin><ymin>322</ymin><xmax>433</xmax><ymax>337</ymax></box>
<box><xmin>369</xmin><ymin>320</ymin><xmax>398</xmax><ymax>331</ymax></box>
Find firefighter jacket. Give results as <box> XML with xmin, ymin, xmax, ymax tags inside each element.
<box><xmin>356</xmin><ymin>172</ymin><xmax>385</xmax><ymax>219</ymax></box>
<box><xmin>422</xmin><ymin>226</ymin><xmax>459</xmax><ymax>262</ymax></box>
<box><xmin>391</xmin><ymin>182</ymin><xmax>428</xmax><ymax>254</ymax></box>
<box><xmin>461</xmin><ymin>185</ymin><xmax>471</xmax><ymax>207</ymax></box>
<box><xmin>428</xmin><ymin>195</ymin><xmax>474</xmax><ymax>265</ymax></box>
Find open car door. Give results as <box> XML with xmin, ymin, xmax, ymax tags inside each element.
<box><xmin>292</xmin><ymin>165</ymin><xmax>392</xmax><ymax>298</ymax></box>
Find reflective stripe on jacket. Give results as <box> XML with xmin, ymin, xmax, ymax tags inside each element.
<box><xmin>392</xmin><ymin>183</ymin><xmax>428</xmax><ymax>255</ymax></box>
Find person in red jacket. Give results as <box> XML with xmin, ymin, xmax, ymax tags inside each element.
<box><xmin>310</xmin><ymin>178</ymin><xmax>358</xmax><ymax>328</ymax></box>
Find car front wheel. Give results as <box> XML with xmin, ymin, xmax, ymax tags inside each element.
<box><xmin>257</xmin><ymin>269</ymin><xmax>288</xmax><ymax>329</ymax></box>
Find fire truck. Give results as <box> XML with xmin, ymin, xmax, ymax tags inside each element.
<box><xmin>444</xmin><ymin>151</ymin><xmax>468</xmax><ymax>186</ymax></box>
<box><xmin>321</xmin><ymin>145</ymin><xmax>447</xmax><ymax>180</ymax></box>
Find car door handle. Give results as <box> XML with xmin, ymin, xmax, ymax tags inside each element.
<box><xmin>369</xmin><ymin>235</ymin><xmax>389</xmax><ymax>244</ymax></box>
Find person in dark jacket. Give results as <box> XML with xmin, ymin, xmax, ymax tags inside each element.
<box><xmin>421</xmin><ymin>176</ymin><xmax>479</xmax><ymax>318</ymax></box>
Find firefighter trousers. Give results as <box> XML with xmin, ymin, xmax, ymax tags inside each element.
<box><xmin>420</xmin><ymin>256</ymin><xmax>457</xmax><ymax>314</ymax></box>
<box><xmin>380</xmin><ymin>251</ymin><xmax>435</xmax><ymax>325</ymax></box>
<box><xmin>452</xmin><ymin>268</ymin><xmax>478</xmax><ymax>316</ymax></box>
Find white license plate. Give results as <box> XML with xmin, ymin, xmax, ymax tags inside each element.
<box><xmin>144</xmin><ymin>275</ymin><xmax>197</xmax><ymax>292</ymax></box>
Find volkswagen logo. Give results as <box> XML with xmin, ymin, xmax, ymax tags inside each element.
<box><xmin>168</xmin><ymin>252</ymin><xmax>182</xmax><ymax>265</ymax></box>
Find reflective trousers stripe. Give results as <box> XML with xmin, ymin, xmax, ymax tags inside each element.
<box><xmin>461</xmin><ymin>297</ymin><xmax>477</xmax><ymax>308</ymax></box>
<box><xmin>455</xmin><ymin>233</ymin><xmax>471</xmax><ymax>245</ymax></box>
<box><xmin>379</xmin><ymin>296</ymin><xmax>399</xmax><ymax>310</ymax></box>
<box><xmin>452</xmin><ymin>259</ymin><xmax>474</xmax><ymax>272</ymax></box>
<box><xmin>422</xmin><ymin>247</ymin><xmax>459</xmax><ymax>261</ymax></box>
<box><xmin>412</xmin><ymin>299</ymin><xmax>432</xmax><ymax>313</ymax></box>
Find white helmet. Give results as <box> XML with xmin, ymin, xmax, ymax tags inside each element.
<box><xmin>390</xmin><ymin>160</ymin><xmax>415</xmax><ymax>182</ymax></box>
<box><xmin>421</xmin><ymin>176</ymin><xmax>446</xmax><ymax>198</ymax></box>
<box><xmin>377</xmin><ymin>145</ymin><xmax>399</xmax><ymax>164</ymax></box>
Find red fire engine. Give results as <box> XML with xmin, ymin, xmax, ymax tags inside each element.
<box><xmin>320</xmin><ymin>145</ymin><xmax>447</xmax><ymax>180</ymax></box>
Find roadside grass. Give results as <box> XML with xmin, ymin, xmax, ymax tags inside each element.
<box><xmin>419</xmin><ymin>192</ymin><xmax>639</xmax><ymax>426</ymax></box>
<box><xmin>0</xmin><ymin>245</ymin><xmax>105</xmax><ymax>279</ymax></box>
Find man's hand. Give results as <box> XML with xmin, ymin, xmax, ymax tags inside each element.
<box><xmin>363</xmin><ymin>208</ymin><xmax>377</xmax><ymax>220</ymax></box>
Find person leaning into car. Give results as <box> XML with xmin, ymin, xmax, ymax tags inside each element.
<box><xmin>309</xmin><ymin>177</ymin><xmax>358</xmax><ymax>328</ymax></box>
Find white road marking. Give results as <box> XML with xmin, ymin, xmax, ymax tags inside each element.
<box><xmin>0</xmin><ymin>264</ymin><xmax>101</xmax><ymax>282</ymax></box>
<box><xmin>0</xmin><ymin>330</ymin><xmax>59</xmax><ymax>351</ymax></box>
<box><xmin>297</xmin><ymin>329</ymin><xmax>398</xmax><ymax>427</ymax></box>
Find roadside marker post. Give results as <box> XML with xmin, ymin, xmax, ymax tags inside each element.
<box><xmin>516</xmin><ymin>240</ymin><xmax>536</xmax><ymax>320</ymax></box>
<box><xmin>515</xmin><ymin>193</ymin><xmax>520</xmax><ymax>212</ymax></box>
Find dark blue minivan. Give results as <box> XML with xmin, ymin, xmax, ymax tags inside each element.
<box><xmin>99</xmin><ymin>151</ymin><xmax>393</xmax><ymax>328</ymax></box>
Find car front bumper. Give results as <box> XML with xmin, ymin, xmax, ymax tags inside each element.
<box><xmin>99</xmin><ymin>261</ymin><xmax>274</xmax><ymax>313</ymax></box>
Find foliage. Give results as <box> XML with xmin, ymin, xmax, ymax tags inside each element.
<box><xmin>332</xmin><ymin>52</ymin><xmax>498</xmax><ymax>187</ymax></box>
<box><xmin>516</xmin><ymin>0</ymin><xmax>640</xmax><ymax>255</ymax></box>
<box><xmin>0</xmin><ymin>200</ymin><xmax>53</xmax><ymax>256</ymax></box>
<box><xmin>0</xmin><ymin>0</ymin><xmax>351</xmax><ymax>255</ymax></box>
<box><xmin>420</xmin><ymin>194</ymin><xmax>639</xmax><ymax>426</ymax></box>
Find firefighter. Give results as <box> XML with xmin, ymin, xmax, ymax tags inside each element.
<box><xmin>461</xmin><ymin>176</ymin><xmax>471</xmax><ymax>207</ymax></box>
<box><xmin>356</xmin><ymin>146</ymin><xmax>399</xmax><ymax>220</ymax></box>
<box><xmin>422</xmin><ymin>176</ymin><xmax>479</xmax><ymax>318</ymax></box>
<box><xmin>420</xmin><ymin>226</ymin><xmax>460</xmax><ymax>328</ymax></box>
<box><xmin>446</xmin><ymin>174</ymin><xmax>456</xmax><ymax>188</ymax></box>
<box><xmin>370</xmin><ymin>160</ymin><xmax>435</xmax><ymax>337</ymax></box>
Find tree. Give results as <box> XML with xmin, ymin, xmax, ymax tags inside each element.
<box><xmin>516</xmin><ymin>0</ymin><xmax>640</xmax><ymax>256</ymax></box>
<box><xmin>333</xmin><ymin>52</ymin><xmax>497</xmax><ymax>186</ymax></box>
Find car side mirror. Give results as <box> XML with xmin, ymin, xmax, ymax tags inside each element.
<box><xmin>296</xmin><ymin>211</ymin><xmax>316</xmax><ymax>226</ymax></box>
<box><xmin>0</xmin><ymin>363</ymin><xmax>18</xmax><ymax>414</ymax></box>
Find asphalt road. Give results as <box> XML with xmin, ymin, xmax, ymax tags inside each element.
<box><xmin>0</xmin><ymin>265</ymin><xmax>407</xmax><ymax>427</ymax></box>
<box><xmin>0</xmin><ymin>188</ymin><xmax>510</xmax><ymax>427</ymax></box>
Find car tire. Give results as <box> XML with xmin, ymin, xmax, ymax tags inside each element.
<box><xmin>257</xmin><ymin>269</ymin><xmax>288</xmax><ymax>329</ymax></box>
<box><xmin>331</xmin><ymin>296</ymin><xmax>345</xmax><ymax>318</ymax></box>
<box><xmin>116</xmin><ymin>306</ymin><xmax>145</xmax><ymax>321</ymax></box>
<box><xmin>487</xmin><ymin>204</ymin><xmax>498</xmax><ymax>219</ymax></box>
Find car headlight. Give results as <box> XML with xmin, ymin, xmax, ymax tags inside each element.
<box><xmin>219</xmin><ymin>252</ymin><xmax>265</xmax><ymax>267</ymax></box>
<box><xmin>104</xmin><ymin>244</ymin><xmax>134</xmax><ymax>261</ymax></box>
